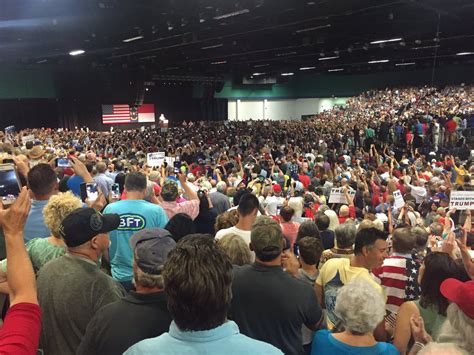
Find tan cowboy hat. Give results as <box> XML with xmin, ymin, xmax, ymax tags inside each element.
<box><xmin>28</xmin><ymin>146</ymin><xmax>45</xmax><ymax>160</ymax></box>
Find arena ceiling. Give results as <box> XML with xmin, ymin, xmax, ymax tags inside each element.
<box><xmin>1</xmin><ymin>0</ymin><xmax>474</xmax><ymax>78</ymax></box>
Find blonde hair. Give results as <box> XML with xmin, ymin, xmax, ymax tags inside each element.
<box><xmin>357</xmin><ymin>219</ymin><xmax>375</xmax><ymax>231</ymax></box>
<box><xmin>43</xmin><ymin>191</ymin><xmax>83</xmax><ymax>237</ymax></box>
<box><xmin>217</xmin><ymin>233</ymin><xmax>252</xmax><ymax>266</ymax></box>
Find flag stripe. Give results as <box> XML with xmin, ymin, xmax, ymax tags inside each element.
<box><xmin>102</xmin><ymin>104</ymin><xmax>131</xmax><ymax>124</ymax></box>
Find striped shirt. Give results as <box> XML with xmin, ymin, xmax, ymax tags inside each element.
<box><xmin>372</xmin><ymin>254</ymin><xmax>421</xmax><ymax>315</ymax></box>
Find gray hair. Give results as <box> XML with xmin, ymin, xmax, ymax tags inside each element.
<box><xmin>217</xmin><ymin>233</ymin><xmax>252</xmax><ymax>266</ymax></box>
<box><xmin>335</xmin><ymin>280</ymin><xmax>385</xmax><ymax>334</ymax></box>
<box><xmin>133</xmin><ymin>262</ymin><xmax>164</xmax><ymax>289</ymax></box>
<box><xmin>429</xmin><ymin>222</ymin><xmax>443</xmax><ymax>237</ymax></box>
<box><xmin>419</xmin><ymin>342</ymin><xmax>469</xmax><ymax>355</ymax></box>
<box><xmin>144</xmin><ymin>180</ymin><xmax>155</xmax><ymax>202</ymax></box>
<box><xmin>334</xmin><ymin>222</ymin><xmax>356</xmax><ymax>249</ymax></box>
<box><xmin>216</xmin><ymin>181</ymin><xmax>227</xmax><ymax>193</ymax></box>
<box><xmin>443</xmin><ymin>303</ymin><xmax>474</xmax><ymax>353</ymax></box>
<box><xmin>318</xmin><ymin>204</ymin><xmax>330</xmax><ymax>213</ymax></box>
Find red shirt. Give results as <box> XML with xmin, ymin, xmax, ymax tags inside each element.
<box><xmin>0</xmin><ymin>302</ymin><xmax>41</xmax><ymax>355</ymax></box>
<box><xmin>445</xmin><ymin>120</ymin><xmax>457</xmax><ymax>133</ymax></box>
<box><xmin>338</xmin><ymin>205</ymin><xmax>356</xmax><ymax>224</ymax></box>
<box><xmin>298</xmin><ymin>174</ymin><xmax>311</xmax><ymax>189</ymax></box>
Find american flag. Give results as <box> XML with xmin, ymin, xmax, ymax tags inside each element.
<box><xmin>372</xmin><ymin>256</ymin><xmax>421</xmax><ymax>315</ymax></box>
<box><xmin>102</xmin><ymin>104</ymin><xmax>130</xmax><ymax>124</ymax></box>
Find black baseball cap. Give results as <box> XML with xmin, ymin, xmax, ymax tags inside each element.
<box><xmin>60</xmin><ymin>208</ymin><xmax>120</xmax><ymax>247</ymax></box>
<box><xmin>129</xmin><ymin>228</ymin><xmax>176</xmax><ymax>275</ymax></box>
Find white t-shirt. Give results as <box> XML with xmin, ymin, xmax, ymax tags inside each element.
<box><xmin>264</xmin><ymin>195</ymin><xmax>286</xmax><ymax>216</ymax></box>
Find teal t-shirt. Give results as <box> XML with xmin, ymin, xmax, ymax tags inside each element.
<box><xmin>311</xmin><ymin>330</ymin><xmax>399</xmax><ymax>355</ymax></box>
<box><xmin>103</xmin><ymin>200</ymin><xmax>169</xmax><ymax>282</ymax></box>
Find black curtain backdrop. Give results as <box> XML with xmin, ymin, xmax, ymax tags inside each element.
<box><xmin>0</xmin><ymin>90</ymin><xmax>227</xmax><ymax>131</ymax></box>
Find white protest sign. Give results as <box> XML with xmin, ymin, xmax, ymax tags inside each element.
<box><xmin>21</xmin><ymin>134</ymin><xmax>35</xmax><ymax>145</ymax></box>
<box><xmin>393</xmin><ymin>190</ymin><xmax>405</xmax><ymax>209</ymax></box>
<box><xmin>146</xmin><ymin>152</ymin><xmax>165</xmax><ymax>167</ymax></box>
<box><xmin>450</xmin><ymin>191</ymin><xmax>474</xmax><ymax>210</ymax></box>
<box><xmin>164</xmin><ymin>156</ymin><xmax>175</xmax><ymax>166</ymax></box>
<box><xmin>328</xmin><ymin>188</ymin><xmax>356</xmax><ymax>204</ymax></box>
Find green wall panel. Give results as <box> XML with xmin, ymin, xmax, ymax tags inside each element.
<box><xmin>204</xmin><ymin>65</ymin><xmax>474</xmax><ymax>99</ymax></box>
<box><xmin>0</xmin><ymin>70</ymin><xmax>57</xmax><ymax>98</ymax></box>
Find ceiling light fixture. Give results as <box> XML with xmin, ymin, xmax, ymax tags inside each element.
<box><xmin>456</xmin><ymin>52</ymin><xmax>474</xmax><ymax>56</ymax></box>
<box><xmin>275</xmin><ymin>51</ymin><xmax>297</xmax><ymax>57</ymax></box>
<box><xmin>370</xmin><ymin>38</ymin><xmax>402</xmax><ymax>45</ymax></box>
<box><xmin>368</xmin><ymin>59</ymin><xmax>389</xmax><ymax>64</ymax></box>
<box><xmin>69</xmin><ymin>49</ymin><xmax>85</xmax><ymax>56</ymax></box>
<box><xmin>201</xmin><ymin>43</ymin><xmax>224</xmax><ymax>50</ymax></box>
<box><xmin>328</xmin><ymin>68</ymin><xmax>344</xmax><ymax>72</ymax></box>
<box><xmin>252</xmin><ymin>72</ymin><xmax>266</xmax><ymax>76</ymax></box>
<box><xmin>214</xmin><ymin>9</ymin><xmax>249</xmax><ymax>20</ymax></box>
<box><xmin>412</xmin><ymin>45</ymin><xmax>440</xmax><ymax>50</ymax></box>
<box><xmin>395</xmin><ymin>62</ymin><xmax>416</xmax><ymax>66</ymax></box>
<box><xmin>281</xmin><ymin>72</ymin><xmax>294</xmax><ymax>76</ymax></box>
<box><xmin>122</xmin><ymin>35</ymin><xmax>144</xmax><ymax>43</ymax></box>
<box><xmin>299</xmin><ymin>66</ymin><xmax>316</xmax><ymax>70</ymax></box>
<box><xmin>254</xmin><ymin>63</ymin><xmax>269</xmax><ymax>68</ymax></box>
<box><xmin>295</xmin><ymin>24</ymin><xmax>331</xmax><ymax>34</ymax></box>
<box><xmin>318</xmin><ymin>56</ymin><xmax>339</xmax><ymax>61</ymax></box>
<box><xmin>211</xmin><ymin>60</ymin><xmax>227</xmax><ymax>65</ymax></box>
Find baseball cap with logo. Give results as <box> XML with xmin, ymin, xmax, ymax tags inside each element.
<box><xmin>251</xmin><ymin>216</ymin><xmax>284</xmax><ymax>261</ymax></box>
<box><xmin>440</xmin><ymin>278</ymin><xmax>474</xmax><ymax>319</ymax></box>
<box><xmin>60</xmin><ymin>208</ymin><xmax>120</xmax><ymax>247</ymax></box>
<box><xmin>130</xmin><ymin>228</ymin><xmax>176</xmax><ymax>275</ymax></box>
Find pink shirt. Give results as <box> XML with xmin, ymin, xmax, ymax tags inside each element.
<box><xmin>160</xmin><ymin>199</ymin><xmax>200</xmax><ymax>220</ymax></box>
<box><xmin>280</xmin><ymin>221</ymin><xmax>300</xmax><ymax>247</ymax></box>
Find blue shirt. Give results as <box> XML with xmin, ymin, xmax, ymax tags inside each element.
<box><xmin>311</xmin><ymin>330</ymin><xmax>399</xmax><ymax>355</ymax></box>
<box><xmin>67</xmin><ymin>175</ymin><xmax>84</xmax><ymax>197</ymax></box>
<box><xmin>94</xmin><ymin>173</ymin><xmax>114</xmax><ymax>197</ymax></box>
<box><xmin>125</xmin><ymin>321</ymin><xmax>283</xmax><ymax>355</ymax></box>
<box><xmin>103</xmin><ymin>200</ymin><xmax>168</xmax><ymax>282</ymax></box>
<box><xmin>24</xmin><ymin>199</ymin><xmax>50</xmax><ymax>242</ymax></box>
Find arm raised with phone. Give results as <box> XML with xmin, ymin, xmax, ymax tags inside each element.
<box><xmin>0</xmin><ymin>187</ymin><xmax>42</xmax><ymax>354</ymax></box>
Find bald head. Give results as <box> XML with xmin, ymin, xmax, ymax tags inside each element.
<box><xmin>339</xmin><ymin>205</ymin><xmax>350</xmax><ymax>217</ymax></box>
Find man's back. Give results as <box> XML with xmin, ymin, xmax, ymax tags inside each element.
<box><xmin>78</xmin><ymin>291</ymin><xmax>171</xmax><ymax>355</ymax></box>
<box><xmin>104</xmin><ymin>200</ymin><xmax>168</xmax><ymax>281</ymax></box>
<box><xmin>264</xmin><ymin>195</ymin><xmax>285</xmax><ymax>216</ymax></box>
<box><xmin>24</xmin><ymin>199</ymin><xmax>50</xmax><ymax>242</ymax></box>
<box><xmin>372</xmin><ymin>255</ymin><xmax>421</xmax><ymax>315</ymax></box>
<box><xmin>209</xmin><ymin>191</ymin><xmax>231</xmax><ymax>214</ymax></box>
<box><xmin>94</xmin><ymin>173</ymin><xmax>114</xmax><ymax>196</ymax></box>
<box><xmin>37</xmin><ymin>254</ymin><xmax>124</xmax><ymax>355</ymax></box>
<box><xmin>215</xmin><ymin>226</ymin><xmax>251</xmax><ymax>244</ymax></box>
<box><xmin>230</xmin><ymin>263</ymin><xmax>322</xmax><ymax>355</ymax></box>
<box><xmin>124</xmin><ymin>321</ymin><xmax>283</xmax><ymax>355</ymax></box>
<box><xmin>316</xmin><ymin>258</ymin><xmax>383</xmax><ymax>329</ymax></box>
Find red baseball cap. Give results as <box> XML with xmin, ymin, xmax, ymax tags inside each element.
<box><xmin>440</xmin><ymin>278</ymin><xmax>474</xmax><ymax>319</ymax></box>
<box><xmin>272</xmin><ymin>184</ymin><xmax>282</xmax><ymax>194</ymax></box>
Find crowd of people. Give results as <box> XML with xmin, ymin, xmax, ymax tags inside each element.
<box><xmin>0</xmin><ymin>84</ymin><xmax>473</xmax><ymax>355</ymax></box>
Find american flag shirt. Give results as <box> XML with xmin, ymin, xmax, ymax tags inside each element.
<box><xmin>372</xmin><ymin>254</ymin><xmax>421</xmax><ymax>315</ymax></box>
